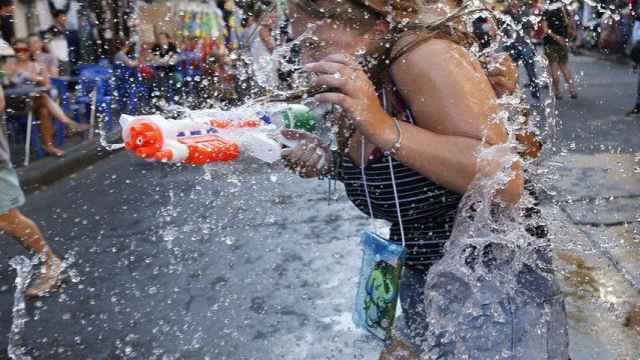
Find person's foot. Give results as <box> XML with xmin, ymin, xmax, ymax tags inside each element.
<box><xmin>570</xmin><ymin>92</ymin><xmax>578</xmax><ymax>100</ymax></box>
<box><xmin>43</xmin><ymin>144</ymin><xmax>65</xmax><ymax>157</ymax></box>
<box><xmin>68</xmin><ymin>122</ymin><xmax>91</xmax><ymax>134</ymax></box>
<box><xmin>555</xmin><ymin>94</ymin><xmax>563</xmax><ymax>101</ymax></box>
<box><xmin>25</xmin><ymin>253</ymin><xmax>63</xmax><ymax>298</ymax></box>
<box><xmin>626</xmin><ymin>107</ymin><xmax>640</xmax><ymax>117</ymax></box>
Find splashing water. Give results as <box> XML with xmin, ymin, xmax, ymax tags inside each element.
<box><xmin>420</xmin><ymin>144</ymin><xmax>570</xmax><ymax>359</ymax></box>
<box><xmin>7</xmin><ymin>256</ymin><xmax>39</xmax><ymax>360</ymax></box>
<box><xmin>72</xmin><ymin>0</ymin><xmax>639</xmax><ymax>357</ymax></box>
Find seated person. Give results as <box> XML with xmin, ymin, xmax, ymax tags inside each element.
<box><xmin>150</xmin><ymin>32</ymin><xmax>179</xmax><ymax>103</ymax></box>
<box><xmin>114</xmin><ymin>40</ymin><xmax>138</xmax><ymax>68</ymax></box>
<box><xmin>4</xmin><ymin>39</ymin><xmax>88</xmax><ymax>157</ymax></box>
<box><xmin>28</xmin><ymin>33</ymin><xmax>58</xmax><ymax>78</ymax></box>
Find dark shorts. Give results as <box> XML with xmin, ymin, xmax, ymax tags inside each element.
<box><xmin>544</xmin><ymin>44</ymin><xmax>569</xmax><ymax>64</ymax></box>
<box><xmin>396</xmin><ymin>267</ymin><xmax>428</xmax><ymax>352</ymax></box>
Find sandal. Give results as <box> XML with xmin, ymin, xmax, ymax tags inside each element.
<box><xmin>25</xmin><ymin>254</ymin><xmax>64</xmax><ymax>298</ymax></box>
<box><xmin>68</xmin><ymin>122</ymin><xmax>91</xmax><ymax>134</ymax></box>
<box><xmin>43</xmin><ymin>144</ymin><xmax>65</xmax><ymax>157</ymax></box>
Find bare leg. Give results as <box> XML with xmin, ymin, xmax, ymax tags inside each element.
<box><xmin>0</xmin><ymin>208</ymin><xmax>62</xmax><ymax>297</ymax></box>
<box><xmin>0</xmin><ymin>208</ymin><xmax>48</xmax><ymax>252</ymax></box>
<box><xmin>35</xmin><ymin>96</ymin><xmax>64</xmax><ymax>157</ymax></box>
<box><xmin>548</xmin><ymin>61</ymin><xmax>562</xmax><ymax>98</ymax></box>
<box><xmin>44</xmin><ymin>96</ymin><xmax>89</xmax><ymax>131</ymax></box>
<box><xmin>558</xmin><ymin>62</ymin><xmax>578</xmax><ymax>97</ymax></box>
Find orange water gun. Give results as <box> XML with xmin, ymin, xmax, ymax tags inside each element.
<box><xmin>120</xmin><ymin>115</ymin><xmax>284</xmax><ymax>166</ymax></box>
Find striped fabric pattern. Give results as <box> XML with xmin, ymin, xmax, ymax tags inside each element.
<box><xmin>340</xmin><ymin>86</ymin><xmax>463</xmax><ymax>268</ymax></box>
<box><xmin>341</xmin><ymin>154</ymin><xmax>462</xmax><ymax>268</ymax></box>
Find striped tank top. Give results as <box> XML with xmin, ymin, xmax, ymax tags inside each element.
<box><xmin>340</xmin><ymin>90</ymin><xmax>463</xmax><ymax>269</ymax></box>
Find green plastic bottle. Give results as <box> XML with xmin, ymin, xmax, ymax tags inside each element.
<box><xmin>264</xmin><ymin>104</ymin><xmax>317</xmax><ymax>133</ymax></box>
<box><xmin>280</xmin><ymin>104</ymin><xmax>317</xmax><ymax>132</ymax></box>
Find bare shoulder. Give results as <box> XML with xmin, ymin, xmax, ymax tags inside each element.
<box><xmin>391</xmin><ymin>37</ymin><xmax>482</xmax><ymax>79</ymax></box>
<box><xmin>388</xmin><ymin>37</ymin><xmax>503</xmax><ymax>143</ymax></box>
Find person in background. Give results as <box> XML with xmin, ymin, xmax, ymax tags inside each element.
<box><xmin>626</xmin><ymin>40</ymin><xmax>640</xmax><ymax>116</ymax></box>
<box><xmin>470</xmin><ymin>15</ymin><xmax>518</xmax><ymax>99</ymax></box>
<box><xmin>241</xmin><ymin>8</ymin><xmax>278</xmax><ymax>89</ymax></box>
<box><xmin>542</xmin><ymin>1</ymin><xmax>578</xmax><ymax>100</ymax></box>
<box><xmin>0</xmin><ymin>74</ymin><xmax>63</xmax><ymax>298</ymax></box>
<box><xmin>472</xmin><ymin>15</ymin><xmax>495</xmax><ymax>51</ymax></box>
<box><xmin>200</xmin><ymin>46</ymin><xmax>226</xmax><ymax>106</ymax></box>
<box><xmin>178</xmin><ymin>36</ymin><xmax>201</xmax><ymax>67</ymax></box>
<box><xmin>0</xmin><ymin>0</ymin><xmax>14</xmax><ymax>44</ymax></box>
<box><xmin>114</xmin><ymin>40</ymin><xmax>138</xmax><ymax>68</ymax></box>
<box><xmin>28</xmin><ymin>33</ymin><xmax>58</xmax><ymax>78</ymax></box>
<box><xmin>150</xmin><ymin>32</ymin><xmax>179</xmax><ymax>104</ymax></box>
<box><xmin>43</xmin><ymin>3</ymin><xmax>70</xmax><ymax>76</ymax></box>
<box><xmin>503</xmin><ymin>0</ymin><xmax>541</xmax><ymax>100</ymax></box>
<box><xmin>531</xmin><ymin>0</ymin><xmax>547</xmax><ymax>45</ymax></box>
<box><xmin>4</xmin><ymin>39</ymin><xmax>88</xmax><ymax>157</ymax></box>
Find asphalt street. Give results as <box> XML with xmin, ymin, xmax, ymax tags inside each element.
<box><xmin>0</xmin><ymin>54</ymin><xmax>638</xmax><ymax>359</ymax></box>
<box><xmin>555</xmin><ymin>55</ymin><xmax>640</xmax><ymax>154</ymax></box>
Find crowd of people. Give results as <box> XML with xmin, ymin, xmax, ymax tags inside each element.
<box><xmin>0</xmin><ymin>0</ymin><xmax>252</xmax><ymax>162</ymax></box>
<box><xmin>472</xmin><ymin>0</ymin><xmax>579</xmax><ymax>101</ymax></box>
<box><xmin>112</xmin><ymin>30</ymin><xmax>240</xmax><ymax>108</ymax></box>
<box><xmin>0</xmin><ymin>0</ymin><xmax>92</xmax><ymax>159</ymax></box>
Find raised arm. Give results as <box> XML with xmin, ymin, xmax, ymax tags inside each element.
<box><xmin>305</xmin><ymin>42</ymin><xmax>523</xmax><ymax>203</ymax></box>
<box><xmin>384</xmin><ymin>39</ymin><xmax>523</xmax><ymax>202</ymax></box>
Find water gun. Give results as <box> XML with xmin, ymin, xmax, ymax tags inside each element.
<box><xmin>120</xmin><ymin>115</ymin><xmax>282</xmax><ymax>166</ymax></box>
<box><xmin>119</xmin><ymin>104</ymin><xmax>327</xmax><ymax>167</ymax></box>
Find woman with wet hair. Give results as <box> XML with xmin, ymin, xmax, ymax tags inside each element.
<box><xmin>279</xmin><ymin>0</ymin><xmax>524</xmax><ymax>356</ymax></box>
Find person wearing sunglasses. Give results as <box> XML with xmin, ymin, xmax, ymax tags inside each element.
<box><xmin>3</xmin><ymin>39</ymin><xmax>88</xmax><ymax>157</ymax></box>
<box><xmin>279</xmin><ymin>0</ymin><xmax>525</xmax><ymax>356</ymax></box>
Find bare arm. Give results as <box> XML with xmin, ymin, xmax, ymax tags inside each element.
<box><xmin>36</xmin><ymin>63</ymin><xmax>50</xmax><ymax>87</ymax></box>
<box><xmin>484</xmin><ymin>53</ymin><xmax>518</xmax><ymax>97</ymax></box>
<box><xmin>47</xmin><ymin>56</ymin><xmax>60</xmax><ymax>77</ymax></box>
<box><xmin>367</xmin><ymin>39</ymin><xmax>522</xmax><ymax>203</ymax></box>
<box><xmin>23</xmin><ymin>63</ymin><xmax>49</xmax><ymax>87</ymax></box>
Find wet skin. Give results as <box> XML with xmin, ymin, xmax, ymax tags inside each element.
<box><xmin>283</xmin><ymin>3</ymin><xmax>524</xmax><ymax>204</ymax></box>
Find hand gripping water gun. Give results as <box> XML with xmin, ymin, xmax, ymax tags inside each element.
<box><xmin>119</xmin><ymin>104</ymin><xmax>327</xmax><ymax>166</ymax></box>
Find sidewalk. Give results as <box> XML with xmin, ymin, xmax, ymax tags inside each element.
<box><xmin>541</xmin><ymin>152</ymin><xmax>640</xmax><ymax>359</ymax></box>
<box><xmin>15</xmin><ymin>129</ymin><xmax>121</xmax><ymax>193</ymax></box>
